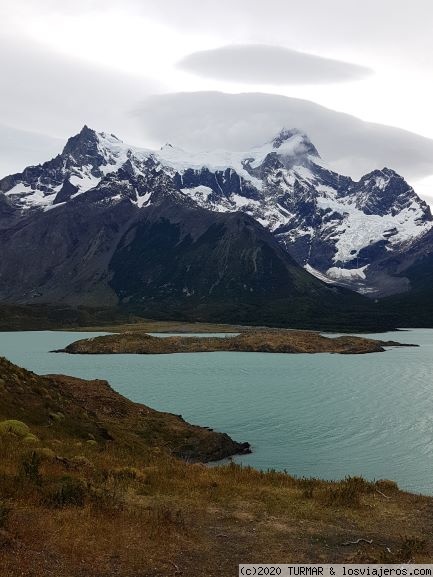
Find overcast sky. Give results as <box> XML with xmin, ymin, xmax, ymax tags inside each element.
<box><xmin>1</xmin><ymin>0</ymin><xmax>433</xmax><ymax>202</ymax></box>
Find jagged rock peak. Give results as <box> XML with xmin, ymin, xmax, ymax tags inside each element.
<box><xmin>62</xmin><ymin>125</ymin><xmax>100</xmax><ymax>157</ymax></box>
<box><xmin>62</xmin><ymin>126</ymin><xmax>122</xmax><ymax>157</ymax></box>
<box><xmin>359</xmin><ymin>167</ymin><xmax>401</xmax><ymax>182</ymax></box>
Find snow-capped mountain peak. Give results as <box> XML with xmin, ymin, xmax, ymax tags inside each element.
<box><xmin>350</xmin><ymin>167</ymin><xmax>432</xmax><ymax>218</ymax></box>
<box><xmin>1</xmin><ymin>126</ymin><xmax>432</xmax><ymax>296</ymax></box>
<box><xmin>239</xmin><ymin>129</ymin><xmax>321</xmax><ymax>184</ymax></box>
<box><xmin>271</xmin><ymin>128</ymin><xmax>320</xmax><ymax>158</ymax></box>
<box><xmin>0</xmin><ymin>126</ymin><xmax>151</xmax><ymax>208</ymax></box>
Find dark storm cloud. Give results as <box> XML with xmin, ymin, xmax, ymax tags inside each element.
<box><xmin>178</xmin><ymin>44</ymin><xmax>372</xmax><ymax>85</ymax></box>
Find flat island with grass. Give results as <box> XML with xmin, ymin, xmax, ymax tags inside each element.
<box><xmin>56</xmin><ymin>329</ymin><xmax>414</xmax><ymax>355</ymax></box>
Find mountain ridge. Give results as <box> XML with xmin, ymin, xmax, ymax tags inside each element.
<box><xmin>1</xmin><ymin>125</ymin><xmax>431</xmax><ymax>298</ymax></box>
<box><xmin>0</xmin><ymin>124</ymin><xmax>430</xmax><ymax>331</ymax></box>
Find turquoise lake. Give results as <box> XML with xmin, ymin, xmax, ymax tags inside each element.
<box><xmin>0</xmin><ymin>329</ymin><xmax>432</xmax><ymax>494</ymax></box>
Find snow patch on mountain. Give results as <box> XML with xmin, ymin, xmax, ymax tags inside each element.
<box><xmin>327</xmin><ymin>266</ymin><xmax>368</xmax><ymax>281</ymax></box>
<box><xmin>304</xmin><ymin>264</ymin><xmax>337</xmax><ymax>284</ymax></box>
<box><xmin>69</xmin><ymin>166</ymin><xmax>101</xmax><ymax>193</ymax></box>
<box><xmin>316</xmin><ymin>194</ymin><xmax>432</xmax><ymax>263</ymax></box>
<box><xmin>181</xmin><ymin>185</ymin><xmax>213</xmax><ymax>204</ymax></box>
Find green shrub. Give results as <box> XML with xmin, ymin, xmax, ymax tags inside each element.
<box><xmin>34</xmin><ymin>447</ymin><xmax>55</xmax><ymax>461</ymax></box>
<box><xmin>0</xmin><ymin>420</ymin><xmax>30</xmax><ymax>437</ymax></box>
<box><xmin>23</xmin><ymin>434</ymin><xmax>39</xmax><ymax>444</ymax></box>
<box><xmin>49</xmin><ymin>412</ymin><xmax>65</xmax><ymax>423</ymax></box>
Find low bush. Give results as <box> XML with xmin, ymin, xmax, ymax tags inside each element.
<box><xmin>147</xmin><ymin>502</ymin><xmax>186</xmax><ymax>534</ymax></box>
<box><xmin>322</xmin><ymin>476</ymin><xmax>373</xmax><ymax>508</ymax></box>
<box><xmin>113</xmin><ymin>466</ymin><xmax>147</xmax><ymax>482</ymax></box>
<box><xmin>34</xmin><ymin>447</ymin><xmax>56</xmax><ymax>461</ymax></box>
<box><xmin>20</xmin><ymin>451</ymin><xmax>42</xmax><ymax>484</ymax></box>
<box><xmin>0</xmin><ymin>420</ymin><xmax>30</xmax><ymax>437</ymax></box>
<box><xmin>89</xmin><ymin>479</ymin><xmax>124</xmax><ymax>514</ymax></box>
<box><xmin>297</xmin><ymin>478</ymin><xmax>318</xmax><ymax>499</ymax></box>
<box><xmin>23</xmin><ymin>434</ymin><xmax>39</xmax><ymax>444</ymax></box>
<box><xmin>44</xmin><ymin>477</ymin><xmax>87</xmax><ymax>508</ymax></box>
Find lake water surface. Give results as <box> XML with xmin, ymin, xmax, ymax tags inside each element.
<box><xmin>1</xmin><ymin>329</ymin><xmax>432</xmax><ymax>494</ymax></box>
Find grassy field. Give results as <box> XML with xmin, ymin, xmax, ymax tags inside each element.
<box><xmin>0</xmin><ymin>357</ymin><xmax>432</xmax><ymax>576</ymax></box>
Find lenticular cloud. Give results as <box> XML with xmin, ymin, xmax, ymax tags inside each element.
<box><xmin>177</xmin><ymin>44</ymin><xmax>372</xmax><ymax>85</ymax></box>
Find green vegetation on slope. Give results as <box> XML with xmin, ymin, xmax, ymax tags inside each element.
<box><xmin>0</xmin><ymin>357</ymin><xmax>249</xmax><ymax>462</ymax></box>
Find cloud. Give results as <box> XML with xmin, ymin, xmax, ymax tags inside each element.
<box><xmin>178</xmin><ymin>44</ymin><xmax>372</xmax><ymax>85</ymax></box>
<box><xmin>413</xmin><ymin>175</ymin><xmax>433</xmax><ymax>207</ymax></box>
<box><xmin>0</xmin><ymin>35</ymin><xmax>158</xmax><ymax>144</ymax></box>
<box><xmin>0</xmin><ymin>125</ymin><xmax>62</xmax><ymax>177</ymax></box>
<box><xmin>134</xmin><ymin>91</ymin><xmax>433</xmax><ymax>182</ymax></box>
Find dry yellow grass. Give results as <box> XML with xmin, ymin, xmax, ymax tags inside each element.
<box><xmin>0</xmin><ymin>358</ymin><xmax>432</xmax><ymax>576</ymax></box>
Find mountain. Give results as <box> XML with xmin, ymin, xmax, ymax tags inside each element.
<box><xmin>371</xmin><ymin>227</ymin><xmax>433</xmax><ymax>325</ymax></box>
<box><xmin>0</xmin><ymin>183</ymin><xmax>389</xmax><ymax>331</ymax></box>
<box><xmin>0</xmin><ymin>126</ymin><xmax>403</xmax><ymax>331</ymax></box>
<box><xmin>1</xmin><ymin>125</ymin><xmax>431</xmax><ymax>301</ymax></box>
<box><xmin>136</xmin><ymin>91</ymin><xmax>433</xmax><ymax>182</ymax></box>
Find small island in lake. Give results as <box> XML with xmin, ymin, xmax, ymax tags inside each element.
<box><xmin>55</xmin><ymin>329</ymin><xmax>415</xmax><ymax>355</ymax></box>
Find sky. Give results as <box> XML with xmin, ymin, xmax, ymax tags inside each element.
<box><xmin>1</xmin><ymin>0</ymin><xmax>433</xmax><ymax>203</ymax></box>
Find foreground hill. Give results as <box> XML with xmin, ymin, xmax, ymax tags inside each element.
<box><xmin>1</xmin><ymin>357</ymin><xmax>433</xmax><ymax>576</ymax></box>
<box><xmin>0</xmin><ymin>357</ymin><xmax>249</xmax><ymax>462</ymax></box>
